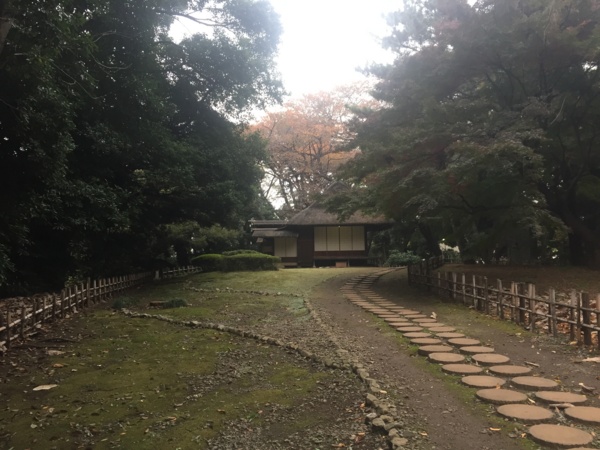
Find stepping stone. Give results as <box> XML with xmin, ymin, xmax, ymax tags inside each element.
<box><xmin>421</xmin><ymin>322</ymin><xmax>446</xmax><ymax>328</ymax></box>
<box><xmin>472</xmin><ymin>353</ymin><xmax>510</xmax><ymax>365</ymax></box>
<box><xmin>403</xmin><ymin>332</ymin><xmax>431</xmax><ymax>338</ymax></box>
<box><xmin>417</xmin><ymin>344</ymin><xmax>454</xmax><ymax>356</ymax></box>
<box><xmin>429</xmin><ymin>326</ymin><xmax>457</xmax><ymax>333</ymax></box>
<box><xmin>436</xmin><ymin>332</ymin><xmax>465</xmax><ymax>339</ymax></box>
<box><xmin>412</xmin><ymin>318</ymin><xmax>438</xmax><ymax>323</ymax></box>
<box><xmin>428</xmin><ymin>352</ymin><xmax>465</xmax><ymax>364</ymax></box>
<box><xmin>488</xmin><ymin>365</ymin><xmax>532</xmax><ymax>376</ymax></box>
<box><xmin>447</xmin><ymin>338</ymin><xmax>481</xmax><ymax>347</ymax></box>
<box><xmin>459</xmin><ymin>345</ymin><xmax>495</xmax><ymax>355</ymax></box>
<box><xmin>476</xmin><ymin>388</ymin><xmax>528</xmax><ymax>404</ymax></box>
<box><xmin>512</xmin><ymin>376</ymin><xmax>559</xmax><ymax>391</ymax></box>
<box><xmin>399</xmin><ymin>310</ymin><xmax>421</xmax><ymax>315</ymax></box>
<box><xmin>461</xmin><ymin>375</ymin><xmax>506</xmax><ymax>388</ymax></box>
<box><xmin>496</xmin><ymin>404</ymin><xmax>554</xmax><ymax>423</ymax></box>
<box><xmin>403</xmin><ymin>314</ymin><xmax>428</xmax><ymax>319</ymax></box>
<box><xmin>395</xmin><ymin>326</ymin><xmax>424</xmax><ymax>333</ymax></box>
<box><xmin>410</xmin><ymin>338</ymin><xmax>443</xmax><ymax>345</ymax></box>
<box><xmin>529</xmin><ymin>424</ymin><xmax>593</xmax><ymax>448</ymax></box>
<box><xmin>535</xmin><ymin>391</ymin><xmax>587</xmax><ymax>404</ymax></box>
<box><xmin>442</xmin><ymin>364</ymin><xmax>484</xmax><ymax>375</ymax></box>
<box><xmin>385</xmin><ymin>319</ymin><xmax>410</xmax><ymax>325</ymax></box>
<box><xmin>564</xmin><ymin>406</ymin><xmax>600</xmax><ymax>424</ymax></box>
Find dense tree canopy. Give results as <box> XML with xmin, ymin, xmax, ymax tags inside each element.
<box><xmin>337</xmin><ymin>0</ymin><xmax>600</xmax><ymax>265</ymax></box>
<box><xmin>0</xmin><ymin>0</ymin><xmax>283</xmax><ymax>294</ymax></box>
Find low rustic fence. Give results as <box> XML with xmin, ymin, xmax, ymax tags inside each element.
<box><xmin>408</xmin><ymin>259</ymin><xmax>600</xmax><ymax>350</ymax></box>
<box><xmin>0</xmin><ymin>265</ymin><xmax>201</xmax><ymax>352</ymax></box>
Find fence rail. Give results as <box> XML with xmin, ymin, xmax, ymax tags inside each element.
<box><xmin>407</xmin><ymin>259</ymin><xmax>600</xmax><ymax>350</ymax></box>
<box><xmin>1</xmin><ymin>265</ymin><xmax>201</xmax><ymax>352</ymax></box>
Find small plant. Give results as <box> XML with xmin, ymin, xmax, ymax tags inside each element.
<box><xmin>384</xmin><ymin>251</ymin><xmax>421</xmax><ymax>267</ymax></box>
<box><xmin>112</xmin><ymin>296</ymin><xmax>135</xmax><ymax>310</ymax></box>
<box><xmin>162</xmin><ymin>298</ymin><xmax>188</xmax><ymax>309</ymax></box>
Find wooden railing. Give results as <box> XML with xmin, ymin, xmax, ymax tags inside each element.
<box><xmin>407</xmin><ymin>259</ymin><xmax>600</xmax><ymax>350</ymax></box>
<box><xmin>0</xmin><ymin>265</ymin><xmax>201</xmax><ymax>352</ymax></box>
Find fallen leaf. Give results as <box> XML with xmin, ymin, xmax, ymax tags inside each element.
<box><xmin>419</xmin><ymin>431</ymin><xmax>428</xmax><ymax>436</ymax></box>
<box><xmin>331</xmin><ymin>444</ymin><xmax>345</xmax><ymax>448</ymax></box>
<box><xmin>581</xmin><ymin>357</ymin><xmax>600</xmax><ymax>363</ymax></box>
<box><xmin>33</xmin><ymin>384</ymin><xmax>58</xmax><ymax>391</ymax></box>
<box><xmin>52</xmin><ymin>363</ymin><xmax>65</xmax><ymax>368</ymax></box>
<box><xmin>490</xmin><ymin>427</ymin><xmax>501</xmax><ymax>432</ymax></box>
<box><xmin>46</xmin><ymin>350</ymin><xmax>64</xmax><ymax>356</ymax></box>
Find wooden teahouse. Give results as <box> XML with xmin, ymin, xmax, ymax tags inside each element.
<box><xmin>250</xmin><ymin>183</ymin><xmax>392</xmax><ymax>267</ymax></box>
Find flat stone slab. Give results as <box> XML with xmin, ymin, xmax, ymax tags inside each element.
<box><xmin>410</xmin><ymin>338</ymin><xmax>443</xmax><ymax>345</ymax></box>
<box><xmin>472</xmin><ymin>353</ymin><xmax>511</xmax><ymax>365</ymax></box>
<box><xmin>534</xmin><ymin>391</ymin><xmax>587</xmax><ymax>404</ymax></box>
<box><xmin>412</xmin><ymin>318</ymin><xmax>438</xmax><ymax>323</ymax></box>
<box><xmin>476</xmin><ymin>388</ymin><xmax>528</xmax><ymax>404</ymax></box>
<box><xmin>428</xmin><ymin>326</ymin><xmax>457</xmax><ymax>333</ymax></box>
<box><xmin>384</xmin><ymin>318</ymin><xmax>410</xmax><ymax>324</ymax></box>
<box><xmin>399</xmin><ymin>310</ymin><xmax>421</xmax><ymax>315</ymax></box>
<box><xmin>403</xmin><ymin>314</ymin><xmax>428</xmax><ymax>319</ymax></box>
<box><xmin>395</xmin><ymin>326</ymin><xmax>424</xmax><ymax>333</ymax></box>
<box><xmin>459</xmin><ymin>345</ymin><xmax>495</xmax><ymax>354</ymax></box>
<box><xmin>428</xmin><ymin>352</ymin><xmax>465</xmax><ymax>364</ymax></box>
<box><xmin>436</xmin><ymin>332</ymin><xmax>465</xmax><ymax>339</ymax></box>
<box><xmin>403</xmin><ymin>332</ymin><xmax>431</xmax><ymax>338</ymax></box>
<box><xmin>461</xmin><ymin>375</ymin><xmax>506</xmax><ymax>388</ymax></box>
<box><xmin>421</xmin><ymin>322</ymin><xmax>446</xmax><ymax>328</ymax></box>
<box><xmin>488</xmin><ymin>365</ymin><xmax>532</xmax><ymax>376</ymax></box>
<box><xmin>417</xmin><ymin>344</ymin><xmax>454</xmax><ymax>355</ymax></box>
<box><xmin>441</xmin><ymin>364</ymin><xmax>483</xmax><ymax>375</ymax></box>
<box><xmin>529</xmin><ymin>424</ymin><xmax>593</xmax><ymax>447</ymax></box>
<box><xmin>512</xmin><ymin>376</ymin><xmax>559</xmax><ymax>391</ymax></box>
<box><xmin>564</xmin><ymin>406</ymin><xmax>600</xmax><ymax>424</ymax></box>
<box><xmin>447</xmin><ymin>338</ymin><xmax>481</xmax><ymax>347</ymax></box>
<box><xmin>497</xmin><ymin>404</ymin><xmax>554</xmax><ymax>422</ymax></box>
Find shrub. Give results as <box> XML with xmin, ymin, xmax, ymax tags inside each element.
<box><xmin>162</xmin><ymin>298</ymin><xmax>188</xmax><ymax>308</ymax></box>
<box><xmin>222</xmin><ymin>249</ymin><xmax>262</xmax><ymax>256</ymax></box>
<box><xmin>191</xmin><ymin>254</ymin><xmax>225</xmax><ymax>272</ymax></box>
<box><xmin>223</xmin><ymin>253</ymin><xmax>280</xmax><ymax>272</ymax></box>
<box><xmin>384</xmin><ymin>251</ymin><xmax>421</xmax><ymax>267</ymax></box>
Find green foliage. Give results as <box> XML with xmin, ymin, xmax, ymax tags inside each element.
<box><xmin>338</xmin><ymin>0</ymin><xmax>600</xmax><ymax>266</ymax></box>
<box><xmin>223</xmin><ymin>253</ymin><xmax>280</xmax><ymax>272</ymax></box>
<box><xmin>112</xmin><ymin>296</ymin><xmax>136</xmax><ymax>310</ymax></box>
<box><xmin>0</xmin><ymin>0</ymin><xmax>283</xmax><ymax>294</ymax></box>
<box><xmin>384</xmin><ymin>251</ymin><xmax>421</xmax><ymax>267</ymax></box>
<box><xmin>222</xmin><ymin>249</ymin><xmax>262</xmax><ymax>256</ymax></box>
<box><xmin>191</xmin><ymin>254</ymin><xmax>225</xmax><ymax>273</ymax></box>
<box><xmin>191</xmin><ymin>252</ymin><xmax>279</xmax><ymax>272</ymax></box>
<box><xmin>161</xmin><ymin>298</ymin><xmax>188</xmax><ymax>309</ymax></box>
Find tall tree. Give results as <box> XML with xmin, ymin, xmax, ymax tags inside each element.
<box><xmin>0</xmin><ymin>0</ymin><xmax>282</xmax><ymax>293</ymax></box>
<box><xmin>252</xmin><ymin>83</ymin><xmax>372</xmax><ymax>217</ymax></box>
<box><xmin>339</xmin><ymin>0</ymin><xmax>600</xmax><ymax>265</ymax></box>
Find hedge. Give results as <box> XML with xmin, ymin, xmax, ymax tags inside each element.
<box><xmin>192</xmin><ymin>252</ymin><xmax>280</xmax><ymax>272</ymax></box>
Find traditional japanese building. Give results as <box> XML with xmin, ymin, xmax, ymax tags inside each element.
<box><xmin>250</xmin><ymin>183</ymin><xmax>392</xmax><ymax>267</ymax></box>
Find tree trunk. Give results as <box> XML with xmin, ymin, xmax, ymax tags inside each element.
<box><xmin>418</xmin><ymin>223</ymin><xmax>442</xmax><ymax>256</ymax></box>
<box><xmin>0</xmin><ymin>17</ymin><xmax>12</xmax><ymax>57</ymax></box>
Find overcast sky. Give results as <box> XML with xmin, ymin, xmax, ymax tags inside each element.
<box><xmin>269</xmin><ymin>0</ymin><xmax>397</xmax><ymax>98</ymax></box>
<box><xmin>170</xmin><ymin>1</ymin><xmax>398</xmax><ymax>100</ymax></box>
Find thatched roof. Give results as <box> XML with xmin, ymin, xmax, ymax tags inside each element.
<box><xmin>286</xmin><ymin>182</ymin><xmax>392</xmax><ymax>226</ymax></box>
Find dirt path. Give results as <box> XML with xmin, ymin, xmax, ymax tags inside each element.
<box><xmin>310</xmin><ymin>268</ymin><xmax>600</xmax><ymax>450</ymax></box>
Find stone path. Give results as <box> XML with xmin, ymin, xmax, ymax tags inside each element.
<box><xmin>340</xmin><ymin>270</ymin><xmax>600</xmax><ymax>449</ymax></box>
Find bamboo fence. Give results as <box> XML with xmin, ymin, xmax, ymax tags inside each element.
<box><xmin>408</xmin><ymin>258</ymin><xmax>600</xmax><ymax>350</ymax></box>
<box><xmin>0</xmin><ymin>266</ymin><xmax>201</xmax><ymax>352</ymax></box>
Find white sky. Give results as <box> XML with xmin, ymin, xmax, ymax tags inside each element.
<box><xmin>171</xmin><ymin>1</ymin><xmax>398</xmax><ymax>100</ymax></box>
<box><xmin>269</xmin><ymin>0</ymin><xmax>397</xmax><ymax>98</ymax></box>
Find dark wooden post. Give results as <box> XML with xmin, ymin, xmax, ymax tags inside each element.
<box><xmin>483</xmin><ymin>277</ymin><xmax>489</xmax><ymax>313</ymax></box>
<box><xmin>548</xmin><ymin>288</ymin><xmax>558</xmax><ymax>337</ymax></box>
<box><xmin>529</xmin><ymin>283</ymin><xmax>536</xmax><ymax>333</ymax></box>
<box><xmin>497</xmin><ymin>279</ymin><xmax>504</xmax><ymax>319</ymax></box>
<box><xmin>519</xmin><ymin>283</ymin><xmax>527</xmax><ymax>325</ymax></box>
<box><xmin>581</xmin><ymin>292</ymin><xmax>592</xmax><ymax>346</ymax></box>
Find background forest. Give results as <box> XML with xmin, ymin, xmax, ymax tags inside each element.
<box><xmin>2</xmin><ymin>0</ymin><xmax>600</xmax><ymax>295</ymax></box>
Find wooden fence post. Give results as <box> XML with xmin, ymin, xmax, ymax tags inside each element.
<box><xmin>581</xmin><ymin>292</ymin><xmax>592</xmax><ymax>346</ymax></box>
<box><xmin>20</xmin><ymin>305</ymin><xmax>25</xmax><ymax>339</ymax></box>
<box><xmin>548</xmin><ymin>288</ymin><xmax>558</xmax><ymax>337</ymax></box>
<box><xmin>437</xmin><ymin>272</ymin><xmax>442</xmax><ymax>297</ymax></box>
<box><xmin>452</xmin><ymin>272</ymin><xmax>457</xmax><ymax>300</ymax></box>
<box><xmin>569</xmin><ymin>291</ymin><xmax>577</xmax><ymax>342</ymax></box>
<box><xmin>483</xmin><ymin>277</ymin><xmax>489</xmax><ymax>314</ymax></box>
<box><xmin>529</xmin><ymin>283</ymin><xmax>536</xmax><ymax>333</ymax></box>
<box><xmin>461</xmin><ymin>273</ymin><xmax>466</xmax><ymax>304</ymax></box>
<box><xmin>510</xmin><ymin>282</ymin><xmax>517</xmax><ymax>323</ymax></box>
<box><xmin>497</xmin><ymin>279</ymin><xmax>504</xmax><ymax>319</ymax></box>
<box><xmin>519</xmin><ymin>283</ymin><xmax>527</xmax><ymax>325</ymax></box>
